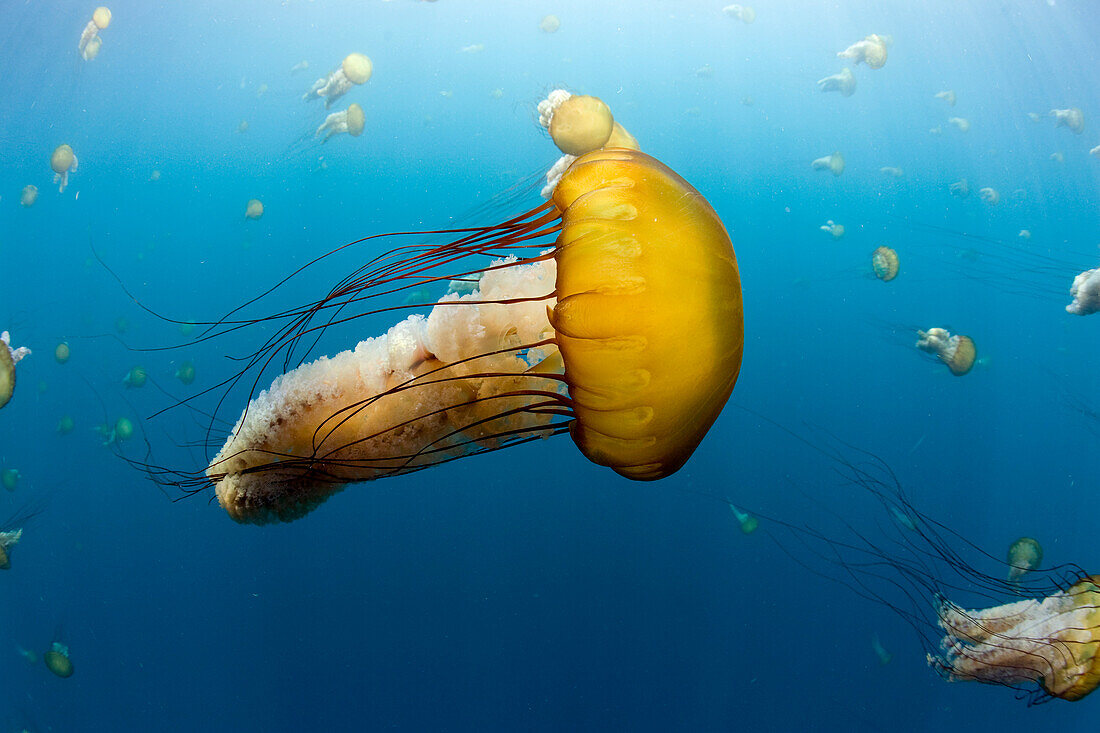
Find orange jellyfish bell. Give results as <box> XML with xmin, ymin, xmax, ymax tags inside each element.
<box><xmin>871</xmin><ymin>246</ymin><xmax>899</xmax><ymax>281</ymax></box>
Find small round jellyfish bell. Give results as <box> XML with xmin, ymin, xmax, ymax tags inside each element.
<box><xmin>930</xmin><ymin>575</ymin><xmax>1100</xmax><ymax>701</ymax></box>
<box><xmin>175</xmin><ymin>360</ymin><xmax>196</xmax><ymax>385</ymax></box>
<box><xmin>1006</xmin><ymin>536</ymin><xmax>1043</xmax><ymax>583</ymax></box>
<box><xmin>948</xmin><ymin>117</ymin><xmax>970</xmax><ymax>133</ymax></box>
<box><xmin>548</xmin><ymin>95</ymin><xmax>614</xmax><ymax>156</ymax></box>
<box><xmin>92</xmin><ymin>6</ymin><xmax>111</xmax><ymax>29</ymax></box>
<box><xmin>1</xmin><ymin>469</ymin><xmax>18</xmax><ymax>492</ymax></box>
<box><xmin>817</xmin><ymin>68</ymin><xmax>856</xmax><ymax>97</ymax></box>
<box><xmin>978</xmin><ymin>187</ymin><xmax>1000</xmax><ymax>206</ymax></box>
<box><xmin>245</xmin><ymin>199</ymin><xmax>264</xmax><ymax>220</ymax></box>
<box><xmin>539</xmin><ymin>14</ymin><xmax>560</xmax><ymax>32</ymax></box>
<box><xmin>346</xmin><ymin>104</ymin><xmax>365</xmax><ymax>137</ymax></box>
<box><xmin>722</xmin><ymin>5</ymin><xmax>756</xmax><ymax>23</ymax></box>
<box><xmin>871</xmin><ymin>246</ymin><xmax>899</xmax><ymax>281</ymax></box>
<box><xmin>935</xmin><ymin>90</ymin><xmax>956</xmax><ymax>106</ymax></box>
<box><xmin>50</xmin><ymin>145</ymin><xmax>77</xmax><ymax>194</ymax></box>
<box><xmin>837</xmin><ymin>34</ymin><xmax>888</xmax><ymax>69</ymax></box>
<box><xmin>1050</xmin><ymin>107</ymin><xmax>1084</xmax><ymax>134</ymax></box>
<box><xmin>123</xmin><ymin>366</ymin><xmax>147</xmax><ymax>388</ymax></box>
<box><xmin>949</xmin><ymin>178</ymin><xmax>969</xmax><ymax>198</ymax></box>
<box><xmin>43</xmin><ymin>643</ymin><xmax>73</xmax><ymax>678</ymax></box>
<box><xmin>811</xmin><ymin>151</ymin><xmax>845</xmax><ymax>176</ymax></box>
<box><xmin>916</xmin><ymin>327</ymin><xmax>976</xmax><ymax>376</ymax></box>
<box><xmin>57</xmin><ymin>415</ymin><xmax>74</xmax><ymax>435</ymax></box>
<box><xmin>341</xmin><ymin>53</ymin><xmax>372</xmax><ymax>85</ymax></box>
<box><xmin>114</xmin><ymin>417</ymin><xmax>134</xmax><ymax>442</ymax></box>
<box><xmin>1066</xmin><ymin>267</ymin><xmax>1100</xmax><ymax>315</ymax></box>
<box><xmin>20</xmin><ymin>185</ymin><xmax>38</xmax><ymax>207</ymax></box>
<box><xmin>54</xmin><ymin>342</ymin><xmax>70</xmax><ymax>364</ymax></box>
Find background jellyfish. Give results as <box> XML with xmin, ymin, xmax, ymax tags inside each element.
<box><xmin>303</xmin><ymin>53</ymin><xmax>373</xmax><ymax>109</ymax></box>
<box><xmin>728</xmin><ymin>503</ymin><xmax>758</xmax><ymax>534</ymax></box>
<box><xmin>949</xmin><ymin>178</ymin><xmax>969</xmax><ymax>198</ymax></box>
<box><xmin>916</xmin><ymin>327</ymin><xmax>975</xmax><ymax>376</ymax></box>
<box><xmin>78</xmin><ymin>6</ymin><xmax>111</xmax><ymax>60</ymax></box>
<box><xmin>1091</xmin><ymin>144</ymin><xmax>1100</xmax><ymax>158</ymax></box>
<box><xmin>0</xmin><ymin>331</ymin><xmax>30</xmax><ymax>409</ymax></box>
<box><xmin>722</xmin><ymin>5</ymin><xmax>756</xmax><ymax>23</ymax></box>
<box><xmin>148</xmin><ymin>148</ymin><xmax>742</xmax><ymax>524</ymax></box>
<box><xmin>811</xmin><ymin>151</ymin><xmax>844</xmax><ymax>176</ymax></box>
<box><xmin>2</xmin><ymin>468</ymin><xmax>19</xmax><ymax>492</ymax></box>
<box><xmin>1050</xmin><ymin>107</ymin><xmax>1084</xmax><ymax>134</ymax></box>
<box><xmin>0</xmin><ymin>527</ymin><xmax>21</xmax><ymax>570</ymax></box>
<box><xmin>837</xmin><ymin>34</ymin><xmax>888</xmax><ymax>69</ymax></box>
<box><xmin>244</xmin><ymin>199</ymin><xmax>264</xmax><ymax>220</ymax></box>
<box><xmin>880</xmin><ymin>166</ymin><xmax>903</xmax><ymax>178</ymax></box>
<box><xmin>175</xmin><ymin>360</ymin><xmax>196</xmax><ymax>385</ymax></box>
<box><xmin>43</xmin><ymin>642</ymin><xmax>73</xmax><ymax>678</ymax></box>
<box><xmin>871</xmin><ymin>634</ymin><xmax>893</xmax><ymax>665</ymax></box>
<box><xmin>50</xmin><ymin>144</ymin><xmax>77</xmax><ymax>193</ymax></box>
<box><xmin>122</xmin><ymin>365</ymin><xmax>147</xmax><ymax>388</ymax></box>
<box><xmin>819</xmin><ymin>220</ymin><xmax>844</xmax><ymax>239</ymax></box>
<box><xmin>20</xmin><ymin>185</ymin><xmax>37</xmax><ymax>207</ymax></box>
<box><xmin>1006</xmin><ymin>536</ymin><xmax>1043</xmax><ymax>582</ymax></box>
<box><xmin>54</xmin><ymin>342</ymin><xmax>70</xmax><ymax>363</ymax></box>
<box><xmin>935</xmin><ymin>90</ymin><xmax>956</xmax><ymax>106</ymax></box>
<box><xmin>871</xmin><ymin>246</ymin><xmax>899</xmax><ymax>281</ymax></box>
<box><xmin>817</xmin><ymin>68</ymin><xmax>856</xmax><ymax>96</ymax></box>
<box><xmin>539</xmin><ymin>14</ymin><xmax>560</xmax><ymax>32</ymax></box>
<box><xmin>978</xmin><ymin>186</ymin><xmax>999</xmax><ymax>205</ymax></box>
<box><xmin>316</xmin><ymin>103</ymin><xmax>365</xmax><ymax>143</ymax></box>
<box><xmin>57</xmin><ymin>414</ymin><xmax>75</xmax><ymax>435</ymax></box>
<box><xmin>948</xmin><ymin>117</ymin><xmax>970</xmax><ymax>133</ymax></box>
<box><xmin>1066</xmin><ymin>267</ymin><xmax>1100</xmax><ymax>315</ymax></box>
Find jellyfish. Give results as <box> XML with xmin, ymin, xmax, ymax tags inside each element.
<box><xmin>54</xmin><ymin>342</ymin><xmax>70</xmax><ymax>363</ymax></box>
<box><xmin>949</xmin><ymin>178</ymin><xmax>969</xmax><ymax>198</ymax></box>
<box><xmin>934</xmin><ymin>90</ymin><xmax>956</xmax><ymax>106</ymax></box>
<box><xmin>315</xmin><ymin>103</ymin><xmax>365</xmax><ymax>143</ymax></box>
<box><xmin>1</xmin><ymin>332</ymin><xmax>26</xmax><ymax>410</ymax></box>
<box><xmin>1007</xmin><ymin>537</ymin><xmax>1043</xmax><ymax>583</ymax></box>
<box><xmin>817</xmin><ymin>68</ymin><xmax>856</xmax><ymax>97</ymax></box>
<box><xmin>948</xmin><ymin>117</ymin><xmax>970</xmax><ymax>133</ymax></box>
<box><xmin>1051</xmin><ymin>152</ymin><xmax>1065</xmax><ymax>163</ymax></box>
<box><xmin>871</xmin><ymin>634</ymin><xmax>893</xmax><ymax>665</ymax></box>
<box><xmin>978</xmin><ymin>187</ymin><xmax>999</xmax><ymax>206</ymax></box>
<box><xmin>722</xmin><ymin>5</ymin><xmax>756</xmax><ymax>23</ymax></box>
<box><xmin>57</xmin><ymin>415</ymin><xmax>75</xmax><ymax>435</ymax></box>
<box><xmin>20</xmin><ymin>185</ymin><xmax>38</xmax><ymax>207</ymax></box>
<box><xmin>459</xmin><ymin>44</ymin><xmax>485</xmax><ymax>54</ymax></box>
<box><xmin>237</xmin><ymin>120</ymin><xmax>250</xmax><ymax>134</ymax></box>
<box><xmin>837</xmin><ymin>34</ymin><xmax>888</xmax><ymax>69</ymax></box>
<box><xmin>1018</xmin><ymin>229</ymin><xmax>1032</xmax><ymax>240</ymax></box>
<box><xmin>538</xmin><ymin>91</ymin><xmax>614</xmax><ymax>156</ymax></box>
<box><xmin>50</xmin><ymin>145</ymin><xmax>77</xmax><ymax>194</ymax></box>
<box><xmin>303</xmin><ymin>53</ymin><xmax>373</xmax><ymax>109</ymax></box>
<box><xmin>1050</xmin><ymin>107</ymin><xmax>1084</xmax><ymax>134</ymax></box>
<box><xmin>151</xmin><ymin>148</ymin><xmax>743</xmax><ymax>525</ymax></box>
<box><xmin>539</xmin><ymin>14</ymin><xmax>561</xmax><ymax>32</ymax></box>
<box><xmin>78</xmin><ymin>6</ymin><xmax>111</xmax><ymax>60</ymax></box>
<box><xmin>929</xmin><ymin>126</ymin><xmax>943</xmax><ymax>136</ymax></box>
<box><xmin>811</xmin><ymin>151</ymin><xmax>845</xmax><ymax>176</ymax></box>
<box><xmin>2</xmin><ymin>469</ymin><xmax>19</xmax><ymax>492</ymax></box>
<box><xmin>1091</xmin><ymin>145</ymin><xmax>1100</xmax><ymax>158</ymax></box>
<box><xmin>16</xmin><ymin>646</ymin><xmax>37</xmax><ymax>665</ymax></box>
<box><xmin>819</xmin><ymin>220</ymin><xmax>844</xmax><ymax>239</ymax></box>
<box><xmin>290</xmin><ymin>60</ymin><xmax>310</xmax><ymax>74</ymax></box>
<box><xmin>728</xmin><ymin>503</ymin><xmax>758</xmax><ymax>534</ymax></box>
<box><xmin>245</xmin><ymin>199</ymin><xmax>264</xmax><ymax>220</ymax></box>
<box><xmin>101</xmin><ymin>417</ymin><xmax>134</xmax><ymax>446</ymax></box>
<box><xmin>879</xmin><ymin>166</ymin><xmax>903</xmax><ymax>178</ymax></box>
<box><xmin>175</xmin><ymin>360</ymin><xmax>196</xmax><ymax>385</ymax></box>
<box><xmin>123</xmin><ymin>365</ymin><xmax>147</xmax><ymax>388</ymax></box>
<box><xmin>43</xmin><ymin>642</ymin><xmax>73</xmax><ymax>678</ymax></box>
<box><xmin>916</xmin><ymin>327</ymin><xmax>976</xmax><ymax>376</ymax></box>
<box><xmin>871</xmin><ymin>246</ymin><xmax>899</xmax><ymax>281</ymax></box>
<box><xmin>0</xmin><ymin>528</ymin><xmax>20</xmax><ymax>570</ymax></box>
<box><xmin>1066</xmin><ymin>267</ymin><xmax>1100</xmax><ymax>315</ymax></box>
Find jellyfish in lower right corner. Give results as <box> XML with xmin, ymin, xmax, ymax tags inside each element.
<box><xmin>1006</xmin><ymin>537</ymin><xmax>1043</xmax><ymax>583</ymax></box>
<box><xmin>303</xmin><ymin>53</ymin><xmax>373</xmax><ymax>109</ymax></box>
<box><xmin>1066</xmin><ymin>267</ymin><xmax>1100</xmax><ymax>315</ymax></box>
<box><xmin>51</xmin><ymin>145</ymin><xmax>77</xmax><ymax>193</ymax></box>
<box><xmin>43</xmin><ymin>642</ymin><xmax>73</xmax><ymax>678</ymax></box>
<box><xmin>727</xmin><ymin>503</ymin><xmax>758</xmax><ymax>534</ymax></box>
<box><xmin>1050</xmin><ymin>107</ymin><xmax>1084</xmax><ymax>134</ymax></box>
<box><xmin>929</xmin><ymin>576</ymin><xmax>1100</xmax><ymax>701</ymax></box>
<box><xmin>811</xmin><ymin>151</ymin><xmax>844</xmax><ymax>176</ymax></box>
<box><xmin>871</xmin><ymin>246</ymin><xmax>899</xmax><ymax>281</ymax></box>
<box><xmin>315</xmin><ymin>103</ymin><xmax>365</xmax><ymax>143</ymax></box>
<box><xmin>837</xmin><ymin>34</ymin><xmax>888</xmax><ymax>69</ymax></box>
<box><xmin>817</xmin><ymin>68</ymin><xmax>856</xmax><ymax>96</ymax></box>
<box><xmin>916</xmin><ymin>327</ymin><xmax>976</xmax><ymax>376</ymax></box>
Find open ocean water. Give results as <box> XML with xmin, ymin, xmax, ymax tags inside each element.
<box><xmin>1</xmin><ymin>0</ymin><xmax>1099</xmax><ymax>730</ymax></box>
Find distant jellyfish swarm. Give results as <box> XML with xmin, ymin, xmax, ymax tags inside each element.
<box><xmin>50</xmin><ymin>145</ymin><xmax>77</xmax><ymax>193</ymax></box>
<box><xmin>817</xmin><ymin>68</ymin><xmax>856</xmax><ymax>97</ymax></box>
<box><xmin>1050</xmin><ymin>108</ymin><xmax>1084</xmax><ymax>134</ymax></box>
<box><xmin>978</xmin><ymin>187</ymin><xmax>999</xmax><ymax>206</ymax></box>
<box><xmin>871</xmin><ymin>246</ymin><xmax>899</xmax><ymax>281</ymax></box>
<box><xmin>935</xmin><ymin>90</ymin><xmax>956</xmax><ymax>106</ymax></box>
<box><xmin>316</xmin><ymin>103</ymin><xmax>365</xmax><ymax>142</ymax></box>
<box><xmin>929</xmin><ymin>576</ymin><xmax>1100</xmax><ymax>701</ymax></box>
<box><xmin>303</xmin><ymin>53</ymin><xmax>373</xmax><ymax>109</ymax></box>
<box><xmin>1066</xmin><ymin>267</ymin><xmax>1100</xmax><ymax>315</ymax></box>
<box><xmin>722</xmin><ymin>4</ymin><xmax>756</xmax><ymax>23</ymax></box>
<box><xmin>837</xmin><ymin>34</ymin><xmax>888</xmax><ymax>69</ymax></box>
<box><xmin>811</xmin><ymin>151</ymin><xmax>845</xmax><ymax>176</ymax></box>
<box><xmin>916</xmin><ymin>327</ymin><xmax>975</xmax><ymax>376</ymax></box>
<box><xmin>949</xmin><ymin>178</ymin><xmax>969</xmax><ymax>198</ymax></box>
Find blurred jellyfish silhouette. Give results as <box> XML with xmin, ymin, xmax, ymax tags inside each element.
<box><xmin>316</xmin><ymin>103</ymin><xmax>365</xmax><ymax>143</ymax></box>
<box><xmin>948</xmin><ymin>117</ymin><xmax>970</xmax><ymax>133</ymax></box>
<box><xmin>1066</xmin><ymin>267</ymin><xmax>1100</xmax><ymax>315</ymax></box>
<box><xmin>837</xmin><ymin>34</ymin><xmax>888</xmax><ymax>69</ymax></box>
<box><xmin>880</xmin><ymin>166</ymin><xmax>903</xmax><ymax>178</ymax></box>
<box><xmin>935</xmin><ymin>90</ymin><xmax>956</xmax><ymax>106</ymax></box>
<box><xmin>20</xmin><ymin>185</ymin><xmax>38</xmax><ymax>207</ymax></box>
<box><xmin>819</xmin><ymin>220</ymin><xmax>844</xmax><ymax>239</ymax></box>
<box><xmin>1050</xmin><ymin>107</ymin><xmax>1084</xmax><ymax>134</ymax></box>
<box><xmin>979</xmin><ymin>187</ymin><xmax>999</xmax><ymax>206</ymax></box>
<box><xmin>722</xmin><ymin>5</ymin><xmax>756</xmax><ymax>23</ymax></box>
<box><xmin>817</xmin><ymin>68</ymin><xmax>856</xmax><ymax>96</ymax></box>
<box><xmin>811</xmin><ymin>151</ymin><xmax>845</xmax><ymax>176</ymax></box>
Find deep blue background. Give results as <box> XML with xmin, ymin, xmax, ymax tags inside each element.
<box><xmin>1</xmin><ymin>0</ymin><xmax>1099</xmax><ymax>730</ymax></box>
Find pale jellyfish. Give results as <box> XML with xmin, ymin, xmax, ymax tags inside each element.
<box><xmin>245</xmin><ymin>199</ymin><xmax>264</xmax><ymax>220</ymax></box>
<box><xmin>948</xmin><ymin>117</ymin><xmax>970</xmax><ymax>133</ymax></box>
<box><xmin>1090</xmin><ymin>144</ymin><xmax>1100</xmax><ymax>158</ymax></box>
<box><xmin>837</xmin><ymin>34</ymin><xmax>888</xmax><ymax>69</ymax></box>
<box><xmin>539</xmin><ymin>15</ymin><xmax>561</xmax><ymax>33</ymax></box>
<box><xmin>1066</xmin><ymin>267</ymin><xmax>1100</xmax><ymax>315</ymax></box>
<box><xmin>0</xmin><ymin>528</ymin><xmax>21</xmax><ymax>570</ymax></box>
<box><xmin>303</xmin><ymin>53</ymin><xmax>373</xmax><ymax>109</ymax></box>
<box><xmin>316</xmin><ymin>103</ymin><xmax>365</xmax><ymax>143</ymax></box>
<box><xmin>1027</xmin><ymin>112</ymin><xmax>1042</xmax><ymax>122</ymax></box>
<box><xmin>949</xmin><ymin>178</ymin><xmax>969</xmax><ymax>198</ymax></box>
<box><xmin>237</xmin><ymin>120</ymin><xmax>250</xmax><ymax>134</ymax></box>
<box><xmin>929</xmin><ymin>126</ymin><xmax>943</xmax><ymax>136</ymax></box>
<box><xmin>880</xmin><ymin>166</ymin><xmax>903</xmax><ymax>178</ymax></box>
<box><xmin>122</xmin><ymin>365</ymin><xmax>147</xmax><ymax>389</ymax></box>
<box><xmin>1050</xmin><ymin>107</ymin><xmax>1084</xmax><ymax>134</ymax></box>
<box><xmin>916</xmin><ymin>327</ymin><xmax>976</xmax><ymax>376</ymax></box>
<box><xmin>1051</xmin><ymin>152</ymin><xmax>1065</xmax><ymax>163</ymax></box>
<box><xmin>19</xmin><ymin>185</ymin><xmax>37</xmax><ymax>207</ymax></box>
<box><xmin>149</xmin><ymin>169</ymin><xmax>162</xmax><ymax>182</ymax></box>
<box><xmin>0</xmin><ymin>331</ymin><xmax>31</xmax><ymax>410</ymax></box>
<box><xmin>819</xmin><ymin>220</ymin><xmax>845</xmax><ymax>239</ymax></box>
<box><xmin>722</xmin><ymin>5</ymin><xmax>756</xmax><ymax>23</ymax></box>
<box><xmin>978</xmin><ymin>187</ymin><xmax>999</xmax><ymax>206</ymax></box>
<box><xmin>16</xmin><ymin>645</ymin><xmax>37</xmax><ymax>665</ymax></box>
<box><xmin>811</xmin><ymin>151</ymin><xmax>845</xmax><ymax>176</ymax></box>
<box><xmin>817</xmin><ymin>68</ymin><xmax>856</xmax><ymax>97</ymax></box>
<box><xmin>489</xmin><ymin>88</ymin><xmax>504</xmax><ymax>99</ymax></box>
<box><xmin>50</xmin><ymin>145</ymin><xmax>77</xmax><ymax>193</ymax></box>
<box><xmin>290</xmin><ymin>60</ymin><xmax>310</xmax><ymax>74</ymax></box>
<box><xmin>728</xmin><ymin>503</ymin><xmax>758</xmax><ymax>534</ymax></box>
<box><xmin>459</xmin><ymin>44</ymin><xmax>485</xmax><ymax>54</ymax></box>
<box><xmin>934</xmin><ymin>90</ymin><xmax>956</xmax><ymax>106</ymax></box>
<box><xmin>1018</xmin><ymin>229</ymin><xmax>1032</xmax><ymax>240</ymax></box>
<box><xmin>1006</xmin><ymin>537</ymin><xmax>1043</xmax><ymax>583</ymax></box>
<box><xmin>78</xmin><ymin>6</ymin><xmax>111</xmax><ymax>61</ymax></box>
<box><xmin>695</xmin><ymin>64</ymin><xmax>714</xmax><ymax>79</ymax></box>
<box><xmin>871</xmin><ymin>634</ymin><xmax>893</xmax><ymax>665</ymax></box>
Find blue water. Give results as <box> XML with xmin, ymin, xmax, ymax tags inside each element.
<box><xmin>2</xmin><ymin>0</ymin><xmax>1099</xmax><ymax>730</ymax></box>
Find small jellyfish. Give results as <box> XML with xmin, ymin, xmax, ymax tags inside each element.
<box><xmin>0</xmin><ymin>331</ymin><xmax>30</xmax><ymax>410</ymax></box>
<box><xmin>20</xmin><ymin>185</ymin><xmax>38</xmax><ymax>207</ymax></box>
<box><xmin>949</xmin><ymin>178</ymin><xmax>969</xmax><ymax>198</ymax></box>
<box><xmin>819</xmin><ymin>220</ymin><xmax>845</xmax><ymax>239</ymax></box>
<box><xmin>303</xmin><ymin>53</ymin><xmax>373</xmax><ymax>109</ymax></box>
<box><xmin>1</xmin><ymin>469</ymin><xmax>18</xmax><ymax>492</ymax></box>
<box><xmin>929</xmin><ymin>575</ymin><xmax>1100</xmax><ymax>701</ymax></box>
<box><xmin>948</xmin><ymin>117</ymin><xmax>970</xmax><ymax>133</ymax></box>
<box><xmin>245</xmin><ymin>199</ymin><xmax>264</xmax><ymax>220</ymax></box>
<box><xmin>122</xmin><ymin>365</ymin><xmax>147</xmax><ymax>389</ymax></box>
<box><xmin>54</xmin><ymin>342</ymin><xmax>70</xmax><ymax>363</ymax></box>
<box><xmin>880</xmin><ymin>166</ymin><xmax>903</xmax><ymax>178</ymax></box>
<box><xmin>871</xmin><ymin>246</ymin><xmax>899</xmax><ymax>281</ymax></box>
<box><xmin>1066</xmin><ymin>267</ymin><xmax>1100</xmax><ymax>315</ymax></box>
<box><xmin>916</xmin><ymin>327</ymin><xmax>976</xmax><ymax>376</ymax></box>
<box><xmin>78</xmin><ymin>6</ymin><xmax>111</xmax><ymax>61</ymax></box>
<box><xmin>837</xmin><ymin>34</ymin><xmax>888</xmax><ymax>69</ymax></box>
<box><xmin>871</xmin><ymin>634</ymin><xmax>893</xmax><ymax>665</ymax></box>
<box><xmin>459</xmin><ymin>44</ymin><xmax>485</xmax><ymax>54</ymax></box>
<box><xmin>149</xmin><ymin>169</ymin><xmax>162</xmax><ymax>182</ymax></box>
<box><xmin>180</xmin><ymin>320</ymin><xmax>197</xmax><ymax>337</ymax></box>
<box><xmin>1018</xmin><ymin>229</ymin><xmax>1032</xmax><ymax>240</ymax></box>
<box><xmin>978</xmin><ymin>187</ymin><xmax>999</xmax><ymax>206</ymax></box>
<box><xmin>50</xmin><ymin>145</ymin><xmax>78</xmax><ymax>194</ymax></box>
<box><xmin>1050</xmin><ymin>107</ymin><xmax>1084</xmax><ymax>134</ymax></box>
<box><xmin>539</xmin><ymin>14</ymin><xmax>561</xmax><ymax>33</ymax></box>
<box><xmin>43</xmin><ymin>642</ymin><xmax>73</xmax><ymax>678</ymax></box>
<box><xmin>1091</xmin><ymin>145</ymin><xmax>1100</xmax><ymax>158</ymax></box>
<box><xmin>315</xmin><ymin>103</ymin><xmax>365</xmax><ymax>143</ymax></box>
<box><xmin>96</xmin><ymin>417</ymin><xmax>134</xmax><ymax>446</ymax></box>
<box><xmin>175</xmin><ymin>360</ymin><xmax>196</xmax><ymax>385</ymax></box>
<box><xmin>539</xmin><ymin>92</ymin><xmax>614</xmax><ymax>156</ymax></box>
<box><xmin>290</xmin><ymin>60</ymin><xmax>310</xmax><ymax>74</ymax></box>
<box><xmin>16</xmin><ymin>645</ymin><xmax>37</xmax><ymax>665</ymax></box>
<box><xmin>489</xmin><ymin>88</ymin><xmax>504</xmax><ymax>99</ymax></box>
<box><xmin>934</xmin><ymin>90</ymin><xmax>956</xmax><ymax>106</ymax></box>
<box><xmin>817</xmin><ymin>68</ymin><xmax>856</xmax><ymax>97</ymax></box>
<box><xmin>237</xmin><ymin>120</ymin><xmax>250</xmax><ymax>134</ymax></box>
<box><xmin>1006</xmin><ymin>537</ymin><xmax>1043</xmax><ymax>583</ymax></box>
<box><xmin>811</xmin><ymin>151</ymin><xmax>845</xmax><ymax>176</ymax></box>
<box><xmin>695</xmin><ymin>64</ymin><xmax>714</xmax><ymax>79</ymax></box>
<box><xmin>1050</xmin><ymin>152</ymin><xmax>1065</xmax><ymax>163</ymax></box>
<box><xmin>722</xmin><ymin>5</ymin><xmax>756</xmax><ymax>23</ymax></box>
<box><xmin>0</xmin><ymin>527</ymin><xmax>21</xmax><ymax>570</ymax></box>
<box><xmin>929</xmin><ymin>126</ymin><xmax>943</xmax><ymax>136</ymax></box>
<box><xmin>728</xmin><ymin>503</ymin><xmax>758</xmax><ymax>534</ymax></box>
<box><xmin>741</xmin><ymin>96</ymin><xmax>754</xmax><ymax>106</ymax></box>
<box><xmin>57</xmin><ymin>415</ymin><xmax>75</xmax><ymax>435</ymax></box>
